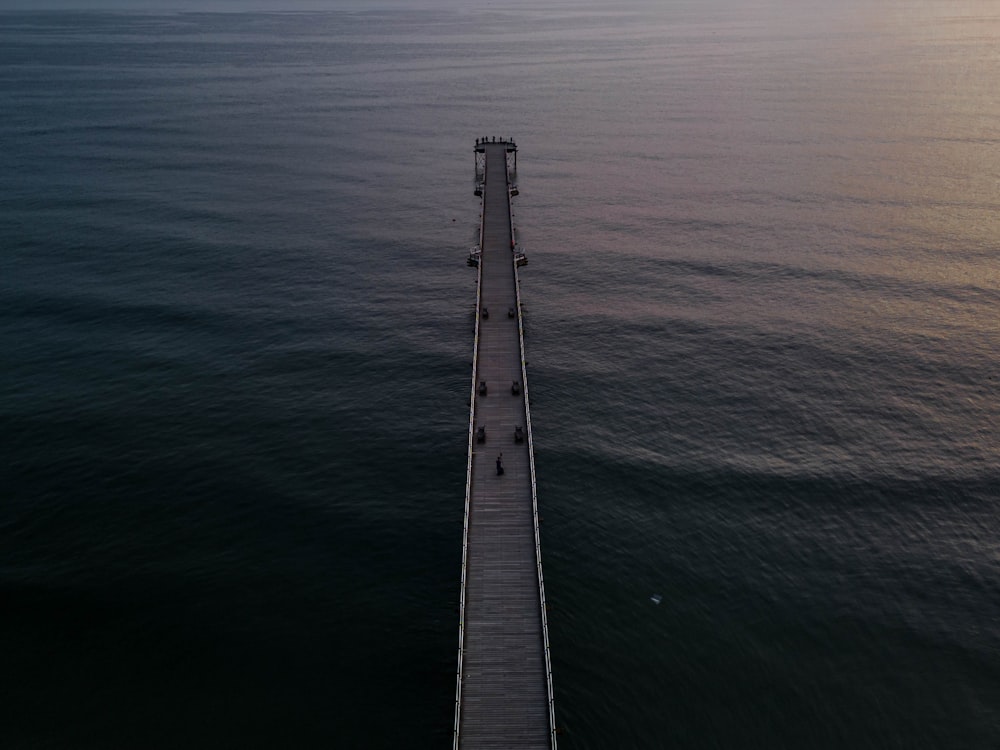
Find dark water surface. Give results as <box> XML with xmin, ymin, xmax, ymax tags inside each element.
<box><xmin>3</xmin><ymin>3</ymin><xmax>999</xmax><ymax>748</ymax></box>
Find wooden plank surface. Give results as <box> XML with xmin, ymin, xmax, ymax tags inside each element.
<box><xmin>458</xmin><ymin>143</ymin><xmax>551</xmax><ymax>750</ymax></box>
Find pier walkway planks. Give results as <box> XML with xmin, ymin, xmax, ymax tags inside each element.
<box><xmin>454</xmin><ymin>140</ymin><xmax>556</xmax><ymax>750</ymax></box>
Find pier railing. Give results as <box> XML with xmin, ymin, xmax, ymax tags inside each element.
<box><xmin>452</xmin><ymin>154</ymin><xmax>487</xmax><ymax>748</ymax></box>
<box><xmin>510</xmin><ymin>178</ymin><xmax>558</xmax><ymax>750</ymax></box>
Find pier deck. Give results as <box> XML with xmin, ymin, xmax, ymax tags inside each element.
<box><xmin>454</xmin><ymin>140</ymin><xmax>555</xmax><ymax>750</ymax></box>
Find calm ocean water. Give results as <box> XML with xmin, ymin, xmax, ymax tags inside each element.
<box><xmin>3</xmin><ymin>2</ymin><xmax>999</xmax><ymax>747</ymax></box>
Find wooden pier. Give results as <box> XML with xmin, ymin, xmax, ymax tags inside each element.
<box><xmin>453</xmin><ymin>138</ymin><xmax>556</xmax><ymax>750</ymax></box>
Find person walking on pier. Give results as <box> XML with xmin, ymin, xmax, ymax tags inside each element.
<box><xmin>496</xmin><ymin>452</ymin><xmax>504</xmax><ymax>476</ymax></box>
